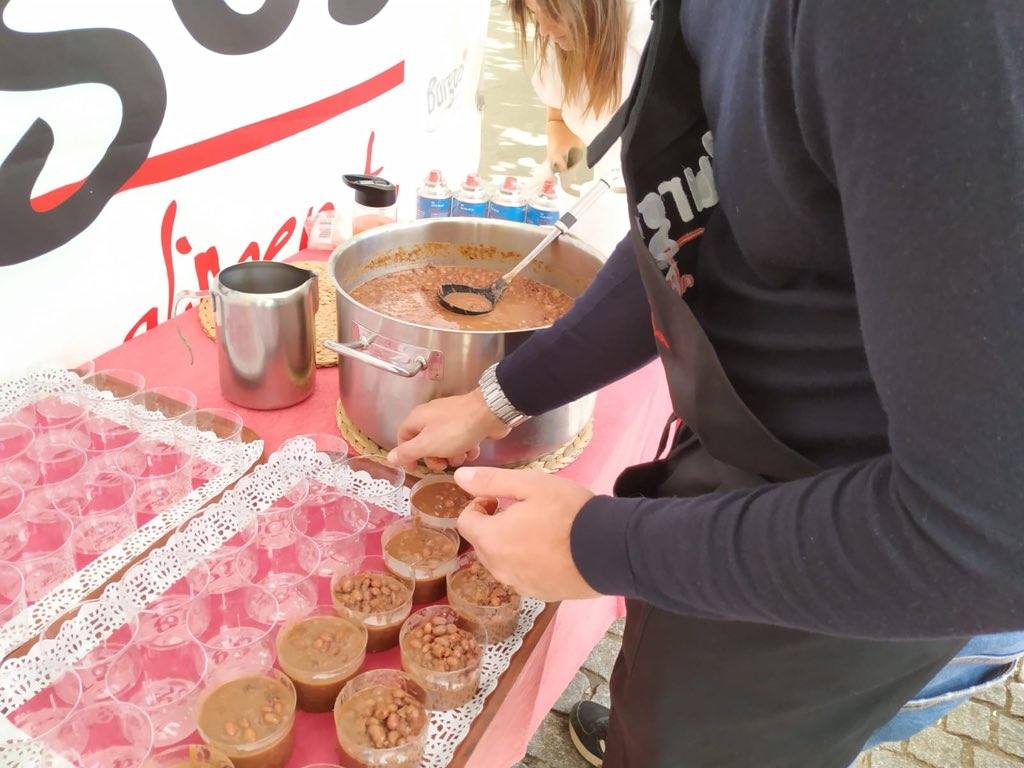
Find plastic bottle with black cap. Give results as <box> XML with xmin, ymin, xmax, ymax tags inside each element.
<box><xmin>343</xmin><ymin>174</ymin><xmax>398</xmax><ymax>235</ymax></box>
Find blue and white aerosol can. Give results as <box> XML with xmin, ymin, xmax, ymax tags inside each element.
<box><xmin>526</xmin><ymin>178</ymin><xmax>561</xmax><ymax>226</ymax></box>
<box><xmin>450</xmin><ymin>174</ymin><xmax>490</xmax><ymax>218</ymax></box>
<box><xmin>416</xmin><ymin>169</ymin><xmax>453</xmax><ymax>219</ymax></box>
<box><xmin>487</xmin><ymin>176</ymin><xmax>528</xmax><ymax>223</ymax></box>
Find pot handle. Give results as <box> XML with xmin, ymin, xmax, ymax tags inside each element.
<box><xmin>172</xmin><ymin>289</ymin><xmax>210</xmax><ymax>317</ymax></box>
<box><xmin>322</xmin><ymin>338</ymin><xmax>427</xmax><ymax>378</ymax></box>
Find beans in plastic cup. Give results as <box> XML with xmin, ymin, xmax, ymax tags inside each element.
<box><xmin>331</xmin><ymin>555</ymin><xmax>413</xmax><ymax>653</ymax></box>
<box><xmin>399</xmin><ymin>604</ymin><xmax>486</xmax><ymax>711</ymax></box>
<box><xmin>334</xmin><ymin>668</ymin><xmax>429</xmax><ymax>767</ymax></box>
<box><xmin>446</xmin><ymin>550</ymin><xmax>522</xmax><ymax>642</ymax></box>
<box><xmin>381</xmin><ymin>517</ymin><xmax>459</xmax><ymax>604</ymax></box>
<box><xmin>276</xmin><ymin>605</ymin><xmax>367</xmax><ymax>713</ymax></box>
<box><xmin>196</xmin><ymin>667</ymin><xmax>297</xmax><ymax>768</ymax></box>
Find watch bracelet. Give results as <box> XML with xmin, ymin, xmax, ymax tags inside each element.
<box><xmin>479</xmin><ymin>363</ymin><xmax>529</xmax><ymax>427</ymax></box>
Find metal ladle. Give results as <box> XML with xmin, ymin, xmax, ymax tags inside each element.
<box><xmin>437</xmin><ymin>177</ymin><xmax>613</xmax><ymax>316</ymax></box>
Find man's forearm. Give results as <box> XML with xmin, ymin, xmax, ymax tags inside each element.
<box><xmin>571</xmin><ymin>454</ymin><xmax>1023</xmax><ymax>640</ymax></box>
<box><xmin>496</xmin><ymin>235</ymin><xmax>656</xmax><ymax>416</ymax></box>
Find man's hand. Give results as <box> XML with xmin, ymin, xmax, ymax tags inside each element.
<box><xmin>454</xmin><ymin>467</ymin><xmax>600</xmax><ymax>602</ymax></box>
<box><xmin>387</xmin><ymin>389</ymin><xmax>510</xmax><ymax>473</ymax></box>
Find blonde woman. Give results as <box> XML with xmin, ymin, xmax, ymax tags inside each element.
<box><xmin>510</xmin><ymin>0</ymin><xmax>651</xmax><ymax>176</ymax></box>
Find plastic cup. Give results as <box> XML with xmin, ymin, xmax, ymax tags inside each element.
<box><xmin>276</xmin><ymin>605</ymin><xmax>367</xmax><ymax>713</ymax></box>
<box><xmin>337</xmin><ymin>456</ymin><xmax>405</xmax><ymax>537</ymax></box>
<box><xmin>118</xmin><ymin>442</ymin><xmax>193</xmax><ymax>525</ymax></box>
<box><xmin>333</xmin><ymin>669</ymin><xmax>428</xmax><ymax>767</ymax></box>
<box><xmin>106</xmin><ymin>636</ymin><xmax>208</xmax><ymax>747</ymax></box>
<box><xmin>67</xmin><ymin>415</ymin><xmax>140</xmax><ymax>459</ymax></box>
<box><xmin>281</xmin><ymin>433</ymin><xmax>350</xmax><ymax>464</ymax></box>
<box><xmin>83</xmin><ymin>367</ymin><xmax>146</xmax><ymax>394</ymax></box>
<box><xmin>0</xmin><ymin>476</ymin><xmax>25</xmax><ymax>521</ymax></box>
<box><xmin>82</xmin><ymin>367</ymin><xmax>146</xmax><ymax>410</ymax></box>
<box><xmin>183</xmin><ymin>407</ymin><xmax>244</xmax><ymax>486</ymax></box>
<box><xmin>177</xmin><ymin>507</ymin><xmax>259</xmax><ymax>591</ymax></box>
<box><xmin>291</xmin><ymin>490</ymin><xmax>369</xmax><ymax>579</ymax></box>
<box><xmin>381</xmin><ymin>517</ymin><xmax>460</xmax><ymax>604</ymax></box>
<box><xmin>22</xmin><ymin>434</ymin><xmax>89</xmax><ymax>488</ymax></box>
<box><xmin>249</xmin><ymin>530</ymin><xmax>320</xmax><ymax>622</ymax></box>
<box><xmin>399</xmin><ymin>604</ymin><xmax>486</xmax><ymax>710</ymax></box>
<box><xmin>47</xmin><ymin>465</ymin><xmax>136</xmax><ymax>568</ymax></box>
<box><xmin>331</xmin><ymin>555</ymin><xmax>413</xmax><ymax>653</ymax></box>
<box><xmin>187</xmin><ymin>583</ymin><xmax>279</xmax><ymax>675</ymax></box>
<box><xmin>254</xmin><ymin>478</ymin><xmax>309</xmax><ymax>539</ymax></box>
<box><xmin>0</xmin><ymin>508</ymin><xmax>27</xmax><ymax>563</ymax></box>
<box><xmin>0</xmin><ymin>561</ymin><xmax>26</xmax><ymax>625</ymax></box>
<box><xmin>78</xmin><ymin>368</ymin><xmax>146</xmax><ymax>452</ymax></box>
<box><xmin>0</xmin><ymin>421</ymin><xmax>34</xmax><ymax>465</ymax></box>
<box><xmin>42</xmin><ymin>599</ymin><xmax>140</xmax><ymax>704</ymax></box>
<box><xmin>51</xmin><ymin>700</ymin><xmax>153</xmax><ymax>768</ymax></box>
<box><xmin>8</xmin><ymin>505</ymin><xmax>75</xmax><ymax>604</ymax></box>
<box><xmin>14</xmin><ymin>392</ymin><xmax>87</xmax><ymax>435</ymax></box>
<box><xmin>446</xmin><ymin>550</ymin><xmax>523</xmax><ymax>642</ymax></box>
<box><xmin>4</xmin><ymin>669</ymin><xmax>82</xmax><ymax>746</ymax></box>
<box><xmin>143</xmin><ymin>744</ymin><xmax>234</xmax><ymax>768</ymax></box>
<box><xmin>126</xmin><ymin>387</ymin><xmax>197</xmax><ymax>483</ymax></box>
<box><xmin>186</xmin><ymin>407</ymin><xmax>244</xmax><ymax>443</ymax></box>
<box><xmin>129</xmin><ymin>386</ymin><xmax>198</xmax><ymax>425</ymax></box>
<box><xmin>409</xmin><ymin>474</ymin><xmax>473</xmax><ymax>531</ymax></box>
<box><xmin>196</xmin><ymin>667</ymin><xmax>297</xmax><ymax>768</ymax></box>
<box><xmin>135</xmin><ymin>558</ymin><xmax>211</xmax><ymax>646</ymax></box>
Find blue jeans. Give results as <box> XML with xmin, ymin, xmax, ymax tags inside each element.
<box><xmin>860</xmin><ymin>631</ymin><xmax>1024</xmax><ymax>750</ymax></box>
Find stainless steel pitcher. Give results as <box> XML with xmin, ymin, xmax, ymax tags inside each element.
<box><xmin>173</xmin><ymin>262</ymin><xmax>318</xmax><ymax>410</ymax></box>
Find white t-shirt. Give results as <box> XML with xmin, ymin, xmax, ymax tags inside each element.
<box><xmin>530</xmin><ymin>0</ymin><xmax>651</xmax><ymax>147</ymax></box>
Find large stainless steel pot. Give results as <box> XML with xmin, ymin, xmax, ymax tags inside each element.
<box><xmin>325</xmin><ymin>218</ymin><xmax>602</xmax><ymax>466</ymax></box>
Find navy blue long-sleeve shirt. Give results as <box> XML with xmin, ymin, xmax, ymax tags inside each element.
<box><xmin>496</xmin><ymin>0</ymin><xmax>1024</xmax><ymax>640</ymax></box>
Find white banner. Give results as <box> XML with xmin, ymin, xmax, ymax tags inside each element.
<box><xmin>0</xmin><ymin>0</ymin><xmax>491</xmax><ymax>377</ymax></box>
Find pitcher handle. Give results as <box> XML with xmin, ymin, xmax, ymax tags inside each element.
<box><xmin>172</xmin><ymin>289</ymin><xmax>210</xmax><ymax>317</ymax></box>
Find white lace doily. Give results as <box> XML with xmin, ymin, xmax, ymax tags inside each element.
<box><xmin>0</xmin><ymin>369</ymin><xmax>263</xmax><ymax>658</ymax></box>
<box><xmin>0</xmin><ymin>437</ymin><xmax>545</xmax><ymax>768</ymax></box>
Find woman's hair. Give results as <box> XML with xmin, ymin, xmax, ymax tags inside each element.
<box><xmin>509</xmin><ymin>0</ymin><xmax>630</xmax><ymax>118</ymax></box>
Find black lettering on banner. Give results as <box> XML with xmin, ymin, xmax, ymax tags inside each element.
<box><xmin>328</xmin><ymin>0</ymin><xmax>389</xmax><ymax>25</ymax></box>
<box><xmin>171</xmin><ymin>0</ymin><xmax>300</xmax><ymax>55</ymax></box>
<box><xmin>0</xmin><ymin>0</ymin><xmax>166</xmax><ymax>267</ymax></box>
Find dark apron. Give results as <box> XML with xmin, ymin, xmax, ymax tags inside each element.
<box><xmin>586</xmin><ymin>2</ymin><xmax>965</xmax><ymax>766</ymax></box>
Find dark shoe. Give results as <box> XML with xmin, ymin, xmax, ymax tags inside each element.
<box><xmin>568</xmin><ymin>700</ymin><xmax>608</xmax><ymax>767</ymax></box>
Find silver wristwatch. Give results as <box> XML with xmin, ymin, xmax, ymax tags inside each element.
<box><xmin>479</xmin><ymin>363</ymin><xmax>530</xmax><ymax>428</ymax></box>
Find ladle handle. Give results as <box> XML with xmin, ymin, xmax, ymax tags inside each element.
<box><xmin>501</xmin><ymin>177</ymin><xmax>611</xmax><ymax>284</ymax></box>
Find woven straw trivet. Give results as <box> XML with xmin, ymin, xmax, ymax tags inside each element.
<box><xmin>198</xmin><ymin>260</ymin><xmax>339</xmax><ymax>368</ymax></box>
<box><xmin>336</xmin><ymin>398</ymin><xmax>593</xmax><ymax>477</ymax></box>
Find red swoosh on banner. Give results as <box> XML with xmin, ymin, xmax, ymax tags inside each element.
<box><xmin>31</xmin><ymin>60</ymin><xmax>405</xmax><ymax>212</ymax></box>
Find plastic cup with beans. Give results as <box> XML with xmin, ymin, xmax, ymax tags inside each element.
<box><xmin>331</xmin><ymin>555</ymin><xmax>414</xmax><ymax>652</ymax></box>
<box><xmin>334</xmin><ymin>668</ymin><xmax>429</xmax><ymax>767</ymax></box>
<box><xmin>447</xmin><ymin>550</ymin><xmax>522</xmax><ymax>642</ymax></box>
<box><xmin>276</xmin><ymin>605</ymin><xmax>367</xmax><ymax>713</ymax></box>
<box><xmin>196</xmin><ymin>668</ymin><xmax>297</xmax><ymax>768</ymax></box>
<box><xmin>399</xmin><ymin>605</ymin><xmax>487</xmax><ymax>710</ymax></box>
<box><xmin>381</xmin><ymin>517</ymin><xmax>460</xmax><ymax>604</ymax></box>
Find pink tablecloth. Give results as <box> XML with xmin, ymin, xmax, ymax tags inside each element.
<box><xmin>94</xmin><ymin>249</ymin><xmax>670</xmax><ymax>767</ymax></box>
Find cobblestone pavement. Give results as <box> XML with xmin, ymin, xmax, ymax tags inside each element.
<box><xmin>479</xmin><ymin>3</ymin><xmax>1024</xmax><ymax>767</ymax></box>
<box><xmin>517</xmin><ymin>620</ymin><xmax>1024</xmax><ymax>768</ymax></box>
